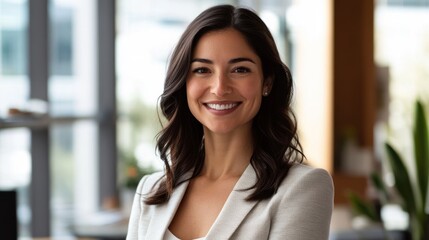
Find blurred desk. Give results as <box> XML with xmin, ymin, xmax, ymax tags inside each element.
<box><xmin>330</xmin><ymin>206</ymin><xmax>409</xmax><ymax>240</ymax></box>
<box><xmin>71</xmin><ymin>211</ymin><xmax>128</xmax><ymax>240</ymax></box>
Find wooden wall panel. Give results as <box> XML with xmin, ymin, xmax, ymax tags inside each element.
<box><xmin>333</xmin><ymin>0</ymin><xmax>376</xmax><ymax>168</ymax></box>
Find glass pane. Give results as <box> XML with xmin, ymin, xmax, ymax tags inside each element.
<box><xmin>49</xmin><ymin>0</ymin><xmax>97</xmax><ymax>116</ymax></box>
<box><xmin>375</xmin><ymin>4</ymin><xmax>429</xmax><ymax>158</ymax></box>
<box><xmin>49</xmin><ymin>0</ymin><xmax>98</xmax><ymax>237</ymax></box>
<box><xmin>50</xmin><ymin>121</ymin><xmax>98</xmax><ymax>237</ymax></box>
<box><xmin>0</xmin><ymin>0</ymin><xmax>29</xmax><ymax>117</ymax></box>
<box><xmin>0</xmin><ymin>0</ymin><xmax>31</xmax><ymax>238</ymax></box>
<box><xmin>50</xmin><ymin>124</ymin><xmax>75</xmax><ymax>237</ymax></box>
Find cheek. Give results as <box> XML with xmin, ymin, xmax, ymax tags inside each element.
<box><xmin>186</xmin><ymin>79</ymin><xmax>200</xmax><ymax>101</ymax></box>
<box><xmin>186</xmin><ymin>79</ymin><xmax>204</xmax><ymax>112</ymax></box>
<box><xmin>240</xmin><ymin>81</ymin><xmax>263</xmax><ymax>99</ymax></box>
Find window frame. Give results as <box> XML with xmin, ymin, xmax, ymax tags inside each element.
<box><xmin>0</xmin><ymin>0</ymin><xmax>117</xmax><ymax>237</ymax></box>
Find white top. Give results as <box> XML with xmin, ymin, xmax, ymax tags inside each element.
<box><xmin>164</xmin><ymin>229</ymin><xmax>206</xmax><ymax>240</ymax></box>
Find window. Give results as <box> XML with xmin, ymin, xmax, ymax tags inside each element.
<box><xmin>375</xmin><ymin>1</ymin><xmax>429</xmax><ymax>165</ymax></box>
<box><xmin>49</xmin><ymin>0</ymin><xmax>99</xmax><ymax>236</ymax></box>
<box><xmin>1</xmin><ymin>0</ymin><xmax>104</xmax><ymax>238</ymax></box>
<box><xmin>0</xmin><ymin>0</ymin><xmax>31</xmax><ymax>237</ymax></box>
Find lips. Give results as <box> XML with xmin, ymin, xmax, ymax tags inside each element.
<box><xmin>203</xmin><ymin>101</ymin><xmax>241</xmax><ymax>113</ymax></box>
<box><xmin>205</xmin><ymin>103</ymin><xmax>238</xmax><ymax>110</ymax></box>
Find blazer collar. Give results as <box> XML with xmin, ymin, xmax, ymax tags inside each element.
<box><xmin>145</xmin><ymin>171</ymin><xmax>192</xmax><ymax>240</ymax></box>
<box><xmin>206</xmin><ymin>164</ymin><xmax>258</xmax><ymax>239</ymax></box>
<box><xmin>146</xmin><ymin>164</ymin><xmax>258</xmax><ymax>240</ymax></box>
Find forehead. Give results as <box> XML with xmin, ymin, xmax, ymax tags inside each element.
<box><xmin>192</xmin><ymin>28</ymin><xmax>259</xmax><ymax>60</ymax></box>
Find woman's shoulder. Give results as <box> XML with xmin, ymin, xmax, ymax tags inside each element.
<box><xmin>135</xmin><ymin>171</ymin><xmax>165</xmax><ymax>195</ymax></box>
<box><xmin>279</xmin><ymin>163</ymin><xmax>333</xmax><ymax>192</ymax></box>
<box><xmin>270</xmin><ymin>163</ymin><xmax>334</xmax><ymax>214</ymax></box>
<box><xmin>288</xmin><ymin>163</ymin><xmax>332</xmax><ymax>176</ymax></box>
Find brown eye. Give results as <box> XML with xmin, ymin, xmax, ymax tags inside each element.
<box><xmin>233</xmin><ymin>67</ymin><xmax>251</xmax><ymax>73</ymax></box>
<box><xmin>192</xmin><ymin>67</ymin><xmax>210</xmax><ymax>74</ymax></box>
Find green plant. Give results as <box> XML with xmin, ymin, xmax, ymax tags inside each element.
<box><xmin>348</xmin><ymin>100</ymin><xmax>429</xmax><ymax>240</ymax></box>
<box><xmin>384</xmin><ymin>100</ymin><xmax>428</xmax><ymax>240</ymax></box>
<box><xmin>347</xmin><ymin>172</ymin><xmax>392</xmax><ymax>240</ymax></box>
<box><xmin>122</xmin><ymin>153</ymin><xmax>155</xmax><ymax>189</ymax></box>
<box><xmin>347</xmin><ymin>190</ymin><xmax>381</xmax><ymax>223</ymax></box>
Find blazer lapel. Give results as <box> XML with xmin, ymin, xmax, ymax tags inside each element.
<box><xmin>206</xmin><ymin>164</ymin><xmax>258</xmax><ymax>239</ymax></box>
<box><xmin>145</xmin><ymin>173</ymin><xmax>191</xmax><ymax>240</ymax></box>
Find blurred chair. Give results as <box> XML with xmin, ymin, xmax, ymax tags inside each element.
<box><xmin>0</xmin><ymin>190</ymin><xmax>17</xmax><ymax>239</ymax></box>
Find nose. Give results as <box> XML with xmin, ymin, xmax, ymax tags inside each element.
<box><xmin>211</xmin><ymin>72</ymin><xmax>232</xmax><ymax>96</ymax></box>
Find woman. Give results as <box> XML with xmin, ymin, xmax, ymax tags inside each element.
<box><xmin>127</xmin><ymin>4</ymin><xmax>333</xmax><ymax>240</ymax></box>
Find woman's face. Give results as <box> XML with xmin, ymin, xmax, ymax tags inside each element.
<box><xmin>186</xmin><ymin>28</ymin><xmax>266</xmax><ymax>135</ymax></box>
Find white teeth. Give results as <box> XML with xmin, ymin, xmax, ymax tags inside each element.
<box><xmin>206</xmin><ymin>103</ymin><xmax>237</xmax><ymax>110</ymax></box>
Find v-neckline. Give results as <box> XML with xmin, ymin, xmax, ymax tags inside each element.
<box><xmin>168</xmin><ymin>165</ymin><xmax>248</xmax><ymax>239</ymax></box>
<box><xmin>203</xmin><ymin>163</ymin><xmax>258</xmax><ymax>238</ymax></box>
<box><xmin>147</xmin><ymin>163</ymin><xmax>258</xmax><ymax>240</ymax></box>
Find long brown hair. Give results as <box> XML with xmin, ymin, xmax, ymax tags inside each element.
<box><xmin>145</xmin><ymin>4</ymin><xmax>304</xmax><ymax>204</ymax></box>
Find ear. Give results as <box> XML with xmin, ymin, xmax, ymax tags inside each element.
<box><xmin>262</xmin><ymin>76</ymin><xmax>273</xmax><ymax>96</ymax></box>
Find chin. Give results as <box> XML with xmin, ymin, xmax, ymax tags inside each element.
<box><xmin>204</xmin><ymin>123</ymin><xmax>250</xmax><ymax>135</ymax></box>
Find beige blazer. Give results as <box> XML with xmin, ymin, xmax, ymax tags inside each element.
<box><xmin>126</xmin><ymin>163</ymin><xmax>334</xmax><ymax>240</ymax></box>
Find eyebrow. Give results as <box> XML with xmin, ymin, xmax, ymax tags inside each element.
<box><xmin>191</xmin><ymin>57</ymin><xmax>256</xmax><ymax>64</ymax></box>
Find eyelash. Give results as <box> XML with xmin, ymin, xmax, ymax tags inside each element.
<box><xmin>232</xmin><ymin>67</ymin><xmax>250</xmax><ymax>73</ymax></box>
<box><xmin>192</xmin><ymin>67</ymin><xmax>210</xmax><ymax>74</ymax></box>
<box><xmin>191</xmin><ymin>67</ymin><xmax>251</xmax><ymax>74</ymax></box>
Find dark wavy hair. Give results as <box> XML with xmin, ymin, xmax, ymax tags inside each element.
<box><xmin>145</xmin><ymin>4</ymin><xmax>304</xmax><ymax>204</ymax></box>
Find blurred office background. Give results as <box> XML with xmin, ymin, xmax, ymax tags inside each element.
<box><xmin>0</xmin><ymin>0</ymin><xmax>428</xmax><ymax>239</ymax></box>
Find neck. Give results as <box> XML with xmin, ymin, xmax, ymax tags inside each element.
<box><xmin>201</xmin><ymin>130</ymin><xmax>253</xmax><ymax>180</ymax></box>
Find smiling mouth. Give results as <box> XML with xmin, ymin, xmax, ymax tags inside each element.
<box><xmin>205</xmin><ymin>103</ymin><xmax>239</xmax><ymax>111</ymax></box>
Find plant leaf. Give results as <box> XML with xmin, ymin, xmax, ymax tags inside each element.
<box><xmin>370</xmin><ymin>171</ymin><xmax>390</xmax><ymax>204</ymax></box>
<box><xmin>385</xmin><ymin>142</ymin><xmax>417</xmax><ymax>215</ymax></box>
<box><xmin>347</xmin><ymin>192</ymin><xmax>380</xmax><ymax>222</ymax></box>
<box><xmin>413</xmin><ymin>100</ymin><xmax>429</xmax><ymax>212</ymax></box>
